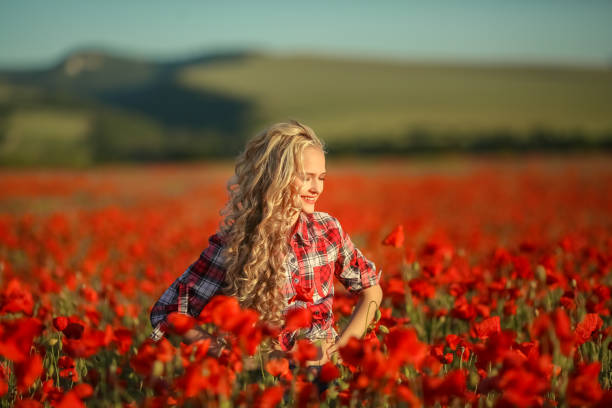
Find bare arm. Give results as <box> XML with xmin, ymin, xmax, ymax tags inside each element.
<box><xmin>183</xmin><ymin>326</ymin><xmax>227</xmax><ymax>357</ymax></box>
<box><xmin>335</xmin><ymin>283</ymin><xmax>383</xmax><ymax>348</ymax></box>
<box><xmin>306</xmin><ymin>284</ymin><xmax>383</xmax><ymax>366</ymax></box>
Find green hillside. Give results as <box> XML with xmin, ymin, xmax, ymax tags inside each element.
<box><xmin>179</xmin><ymin>54</ymin><xmax>612</xmax><ymax>143</ymax></box>
<box><xmin>1</xmin><ymin>51</ymin><xmax>611</xmax><ymax>166</ymax></box>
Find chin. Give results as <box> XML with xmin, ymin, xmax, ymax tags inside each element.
<box><xmin>302</xmin><ymin>205</ymin><xmax>315</xmax><ymax>214</ymax></box>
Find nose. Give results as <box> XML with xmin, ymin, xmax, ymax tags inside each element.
<box><xmin>309</xmin><ymin>178</ymin><xmax>323</xmax><ymax>194</ymax></box>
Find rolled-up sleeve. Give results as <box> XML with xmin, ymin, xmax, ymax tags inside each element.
<box><xmin>332</xmin><ymin>218</ymin><xmax>381</xmax><ymax>294</ymax></box>
<box><xmin>149</xmin><ymin>233</ymin><xmax>227</xmax><ymax>341</ymax></box>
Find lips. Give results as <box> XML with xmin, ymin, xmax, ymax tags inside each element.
<box><xmin>301</xmin><ymin>195</ymin><xmax>317</xmax><ymax>204</ymax></box>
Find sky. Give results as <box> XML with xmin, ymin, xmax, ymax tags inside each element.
<box><xmin>1</xmin><ymin>0</ymin><xmax>612</xmax><ymax>69</ymax></box>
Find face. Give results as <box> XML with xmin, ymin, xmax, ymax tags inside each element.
<box><xmin>293</xmin><ymin>146</ymin><xmax>326</xmax><ymax>214</ymax></box>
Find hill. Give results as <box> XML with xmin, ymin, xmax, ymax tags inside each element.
<box><xmin>1</xmin><ymin>50</ymin><xmax>611</xmax><ymax>165</ymax></box>
<box><xmin>180</xmin><ymin>55</ymin><xmax>612</xmax><ymax>138</ymax></box>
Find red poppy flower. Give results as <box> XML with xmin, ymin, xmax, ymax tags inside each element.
<box><xmin>58</xmin><ymin>356</ymin><xmax>77</xmax><ymax>381</ymax></box>
<box><xmin>295</xmin><ymin>379</ymin><xmax>317</xmax><ymax>408</ymax></box>
<box><xmin>53</xmin><ymin>316</ymin><xmax>69</xmax><ymax>331</ymax></box>
<box><xmin>560</xmin><ymin>292</ymin><xmax>576</xmax><ymax>310</ymax></box>
<box><xmin>332</xmin><ymin>293</ymin><xmax>355</xmax><ymax>317</ymax></box>
<box><xmin>431</xmin><ymin>344</ymin><xmax>453</xmax><ymax>364</ymax></box>
<box><xmin>422</xmin><ymin>369</ymin><xmax>467</xmax><ymax>406</ymax></box>
<box><xmin>567</xmin><ymin>361</ymin><xmax>603</xmax><ymax>407</ymax></box>
<box><xmin>338</xmin><ymin>336</ymin><xmax>366</xmax><ymax>368</ymax></box>
<box><xmin>319</xmin><ymin>361</ymin><xmax>340</xmax><ymax>382</ymax></box>
<box><xmin>396</xmin><ymin>384</ymin><xmax>420</xmax><ymax>406</ymax></box>
<box><xmin>201</xmin><ymin>295</ymin><xmax>243</xmax><ymax>332</ymax></box>
<box><xmin>284</xmin><ymin>308</ymin><xmax>312</xmax><ymax>332</ymax></box>
<box><xmin>62</xmin><ymin>326</ymin><xmax>108</xmax><ymax>359</ymax></box>
<box><xmin>445</xmin><ymin>334</ymin><xmax>461</xmax><ymax>351</ymax></box>
<box><xmin>73</xmin><ymin>383</ymin><xmax>94</xmax><ymax>399</ymax></box>
<box><xmin>255</xmin><ymin>385</ymin><xmax>285</xmax><ymax>408</ymax></box>
<box><xmin>15</xmin><ymin>352</ymin><xmax>43</xmax><ymax>393</ymax></box>
<box><xmin>292</xmin><ymin>339</ymin><xmax>318</xmax><ymax>365</ymax></box>
<box><xmin>130</xmin><ymin>340</ymin><xmax>158</xmax><ymax>375</ymax></box>
<box><xmin>202</xmin><ymin>358</ymin><xmax>235</xmax><ymax>397</ymax></box>
<box><xmin>112</xmin><ymin>327</ymin><xmax>133</xmax><ymax>354</ymax></box>
<box><xmin>408</xmin><ymin>278</ymin><xmax>436</xmax><ymax>299</ymax></box>
<box><xmin>575</xmin><ymin>313</ymin><xmax>603</xmax><ymax>345</ymax></box>
<box><xmin>552</xmin><ymin>308</ymin><xmax>574</xmax><ymax>355</ymax></box>
<box><xmin>0</xmin><ymin>317</ymin><xmax>43</xmax><ymax>362</ymax></box>
<box><xmin>167</xmin><ymin>312</ymin><xmax>196</xmax><ymax>335</ymax></box>
<box><xmin>63</xmin><ymin>322</ymin><xmax>85</xmax><ymax>340</ymax></box>
<box><xmin>474</xmin><ymin>330</ymin><xmax>515</xmax><ymax>369</ymax></box>
<box><xmin>265</xmin><ymin>358</ymin><xmax>290</xmax><ymax>377</ymax></box>
<box><xmin>0</xmin><ymin>364</ymin><xmax>9</xmax><ymax>397</ymax></box>
<box><xmin>0</xmin><ymin>279</ymin><xmax>34</xmax><ymax>316</ymax></box>
<box><xmin>384</xmin><ymin>278</ymin><xmax>406</xmax><ymax>296</ymax></box>
<box><xmin>488</xmin><ymin>351</ymin><xmax>553</xmax><ymax>408</ymax></box>
<box><xmin>451</xmin><ymin>297</ymin><xmax>476</xmax><ymax>321</ymax></box>
<box><xmin>382</xmin><ymin>225</ymin><xmax>404</xmax><ymax>248</ymax></box>
<box><xmin>182</xmin><ymin>337</ymin><xmax>211</xmax><ymax>362</ymax></box>
<box><xmin>514</xmin><ymin>341</ymin><xmax>538</xmax><ymax>360</ymax></box>
<box><xmin>230</xmin><ymin>308</ymin><xmax>260</xmax><ymax>338</ymax></box>
<box><xmin>14</xmin><ymin>399</ymin><xmax>43</xmax><ymax>408</ymax></box>
<box><xmin>385</xmin><ymin>326</ymin><xmax>428</xmax><ymax>370</ymax></box>
<box><xmin>176</xmin><ymin>361</ymin><xmax>207</xmax><ymax>398</ymax></box>
<box><xmin>470</xmin><ymin>316</ymin><xmax>501</xmax><ymax>340</ymax></box>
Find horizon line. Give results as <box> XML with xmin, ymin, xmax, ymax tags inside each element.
<box><xmin>1</xmin><ymin>44</ymin><xmax>611</xmax><ymax>72</ymax></box>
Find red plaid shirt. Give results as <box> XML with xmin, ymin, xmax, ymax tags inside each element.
<box><xmin>149</xmin><ymin>211</ymin><xmax>381</xmax><ymax>350</ymax></box>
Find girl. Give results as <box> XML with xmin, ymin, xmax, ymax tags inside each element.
<box><xmin>149</xmin><ymin>120</ymin><xmax>382</xmax><ymax>375</ymax></box>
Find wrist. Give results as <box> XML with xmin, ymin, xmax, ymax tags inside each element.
<box><xmin>183</xmin><ymin>326</ymin><xmax>208</xmax><ymax>344</ymax></box>
<box><xmin>335</xmin><ymin>337</ymin><xmax>348</xmax><ymax>350</ymax></box>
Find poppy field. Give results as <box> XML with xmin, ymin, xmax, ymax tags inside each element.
<box><xmin>0</xmin><ymin>155</ymin><xmax>611</xmax><ymax>407</ymax></box>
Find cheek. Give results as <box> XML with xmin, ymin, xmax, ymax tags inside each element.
<box><xmin>291</xmin><ymin>179</ymin><xmax>303</xmax><ymax>192</ymax></box>
<box><xmin>292</xmin><ymin>181</ymin><xmax>308</xmax><ymax>199</ymax></box>
<box><xmin>297</xmin><ymin>183</ymin><xmax>309</xmax><ymax>195</ymax></box>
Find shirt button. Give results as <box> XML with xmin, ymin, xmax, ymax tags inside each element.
<box><xmin>294</xmin><ymin>278</ymin><xmax>299</xmax><ymax>283</ymax></box>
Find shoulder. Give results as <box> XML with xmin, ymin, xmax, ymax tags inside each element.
<box><xmin>199</xmin><ymin>232</ymin><xmax>227</xmax><ymax>262</ymax></box>
<box><xmin>209</xmin><ymin>231</ymin><xmax>227</xmax><ymax>246</ymax></box>
<box><xmin>310</xmin><ymin>211</ymin><xmax>340</xmax><ymax>231</ymax></box>
<box><xmin>311</xmin><ymin>211</ymin><xmax>344</xmax><ymax>242</ymax></box>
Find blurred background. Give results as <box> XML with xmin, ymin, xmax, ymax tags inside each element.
<box><xmin>1</xmin><ymin>0</ymin><xmax>611</xmax><ymax>166</ymax></box>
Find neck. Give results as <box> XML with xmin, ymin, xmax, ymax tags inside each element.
<box><xmin>290</xmin><ymin>211</ymin><xmax>301</xmax><ymax>227</ymax></box>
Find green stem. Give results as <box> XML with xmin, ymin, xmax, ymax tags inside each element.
<box><xmin>362</xmin><ymin>299</ymin><xmax>379</xmax><ymax>337</ymax></box>
<box><xmin>258</xmin><ymin>348</ymin><xmax>265</xmax><ymax>383</ymax></box>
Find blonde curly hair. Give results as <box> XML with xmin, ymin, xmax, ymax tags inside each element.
<box><xmin>218</xmin><ymin>120</ymin><xmax>326</xmax><ymax>328</ymax></box>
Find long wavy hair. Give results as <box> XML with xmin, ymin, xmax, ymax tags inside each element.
<box><xmin>218</xmin><ymin>120</ymin><xmax>326</xmax><ymax>328</ymax></box>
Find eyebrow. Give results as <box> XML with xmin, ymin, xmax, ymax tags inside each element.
<box><xmin>305</xmin><ymin>171</ymin><xmax>327</xmax><ymax>176</ymax></box>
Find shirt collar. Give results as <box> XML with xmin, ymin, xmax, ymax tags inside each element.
<box><xmin>292</xmin><ymin>211</ymin><xmax>315</xmax><ymax>247</ymax></box>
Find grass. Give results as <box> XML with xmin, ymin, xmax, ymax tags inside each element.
<box><xmin>0</xmin><ymin>108</ymin><xmax>92</xmax><ymax>166</ymax></box>
<box><xmin>178</xmin><ymin>54</ymin><xmax>612</xmax><ymax>142</ymax></box>
<box><xmin>2</xmin><ymin>54</ymin><xmax>612</xmax><ymax>167</ymax></box>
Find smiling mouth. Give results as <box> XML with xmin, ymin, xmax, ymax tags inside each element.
<box><xmin>301</xmin><ymin>196</ymin><xmax>317</xmax><ymax>204</ymax></box>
